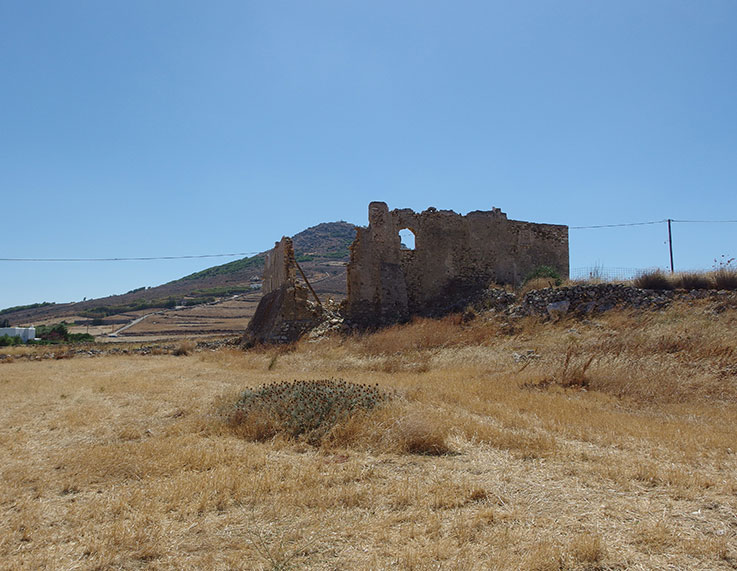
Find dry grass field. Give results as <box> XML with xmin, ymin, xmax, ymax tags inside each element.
<box><xmin>1</xmin><ymin>299</ymin><xmax>736</xmax><ymax>570</ymax></box>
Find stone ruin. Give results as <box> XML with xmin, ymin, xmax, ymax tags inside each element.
<box><xmin>241</xmin><ymin>236</ymin><xmax>326</xmax><ymax>346</ymax></box>
<box><xmin>346</xmin><ymin>202</ymin><xmax>568</xmax><ymax>327</ymax></box>
<box><xmin>242</xmin><ymin>202</ymin><xmax>569</xmax><ymax>344</ymax></box>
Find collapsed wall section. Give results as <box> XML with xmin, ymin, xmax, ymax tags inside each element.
<box><xmin>346</xmin><ymin>201</ymin><xmax>568</xmax><ymax>327</ymax></box>
<box><xmin>241</xmin><ymin>237</ymin><xmax>322</xmax><ymax>346</ymax></box>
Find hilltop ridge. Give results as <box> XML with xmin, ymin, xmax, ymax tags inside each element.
<box><xmin>2</xmin><ymin>221</ymin><xmax>357</xmax><ymax>327</ymax></box>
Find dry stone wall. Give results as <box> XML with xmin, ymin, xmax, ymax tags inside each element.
<box><xmin>513</xmin><ymin>284</ymin><xmax>673</xmax><ymax>317</ymax></box>
<box><xmin>511</xmin><ymin>284</ymin><xmax>737</xmax><ymax>318</ymax></box>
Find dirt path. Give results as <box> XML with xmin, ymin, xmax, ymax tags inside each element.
<box><xmin>108</xmin><ymin>311</ymin><xmax>160</xmax><ymax>337</ymax></box>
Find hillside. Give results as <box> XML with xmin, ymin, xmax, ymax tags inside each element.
<box><xmin>2</xmin><ymin>221</ymin><xmax>357</xmax><ymax>327</ymax></box>
<box><xmin>178</xmin><ymin>221</ymin><xmax>356</xmax><ymax>283</ymax></box>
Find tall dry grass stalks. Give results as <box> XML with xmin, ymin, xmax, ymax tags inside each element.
<box><xmin>633</xmin><ymin>267</ymin><xmax>737</xmax><ymax>291</ymax></box>
<box><xmin>1</xmin><ymin>298</ymin><xmax>737</xmax><ymax>568</ymax></box>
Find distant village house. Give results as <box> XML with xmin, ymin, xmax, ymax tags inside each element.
<box><xmin>0</xmin><ymin>327</ymin><xmax>36</xmax><ymax>342</ymax></box>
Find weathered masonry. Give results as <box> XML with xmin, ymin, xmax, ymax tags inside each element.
<box><xmin>241</xmin><ymin>237</ymin><xmax>324</xmax><ymax>345</ymax></box>
<box><xmin>345</xmin><ymin>202</ymin><xmax>568</xmax><ymax>326</ymax></box>
<box><xmin>242</xmin><ymin>201</ymin><xmax>568</xmax><ymax>343</ymax></box>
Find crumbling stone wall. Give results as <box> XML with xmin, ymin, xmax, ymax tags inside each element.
<box><xmin>262</xmin><ymin>237</ymin><xmax>296</xmax><ymax>296</ymax></box>
<box><xmin>346</xmin><ymin>202</ymin><xmax>568</xmax><ymax>326</ymax></box>
<box><xmin>242</xmin><ymin>237</ymin><xmax>322</xmax><ymax>345</ymax></box>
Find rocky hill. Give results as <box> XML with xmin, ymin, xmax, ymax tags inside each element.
<box><xmin>2</xmin><ymin>221</ymin><xmax>357</xmax><ymax>326</ymax></box>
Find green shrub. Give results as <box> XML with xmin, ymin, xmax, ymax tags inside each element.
<box><xmin>633</xmin><ymin>269</ymin><xmax>674</xmax><ymax>290</ymax></box>
<box><xmin>33</xmin><ymin>323</ymin><xmax>93</xmax><ymax>344</ymax></box>
<box><xmin>68</xmin><ymin>333</ymin><xmax>95</xmax><ymax>343</ymax></box>
<box><xmin>524</xmin><ymin>266</ymin><xmax>562</xmax><ymax>286</ymax></box>
<box><xmin>228</xmin><ymin>379</ymin><xmax>391</xmax><ymax>444</ymax></box>
<box><xmin>183</xmin><ymin>297</ymin><xmax>215</xmax><ymax>306</ymax></box>
<box><xmin>35</xmin><ymin>323</ymin><xmax>70</xmax><ymax>341</ymax></box>
<box><xmin>0</xmin><ymin>334</ymin><xmax>22</xmax><ymax>347</ymax></box>
<box><xmin>317</xmin><ymin>250</ymin><xmax>349</xmax><ymax>259</ymax></box>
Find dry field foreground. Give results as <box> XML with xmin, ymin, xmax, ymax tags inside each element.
<box><xmin>1</xmin><ymin>301</ymin><xmax>737</xmax><ymax>570</ymax></box>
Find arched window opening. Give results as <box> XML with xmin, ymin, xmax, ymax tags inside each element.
<box><xmin>398</xmin><ymin>228</ymin><xmax>416</xmax><ymax>250</ymax></box>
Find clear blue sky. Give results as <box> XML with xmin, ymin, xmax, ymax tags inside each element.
<box><xmin>2</xmin><ymin>1</ymin><xmax>736</xmax><ymax>308</ymax></box>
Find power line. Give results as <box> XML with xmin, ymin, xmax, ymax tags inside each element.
<box><xmin>571</xmin><ymin>218</ymin><xmax>737</xmax><ymax>230</ymax></box>
<box><xmin>670</xmin><ymin>219</ymin><xmax>737</xmax><ymax>224</ymax></box>
<box><xmin>570</xmin><ymin>220</ymin><xmax>665</xmax><ymax>229</ymax></box>
<box><xmin>2</xmin><ymin>218</ymin><xmax>735</xmax><ymax>262</ymax></box>
<box><xmin>569</xmin><ymin>217</ymin><xmax>737</xmax><ymax>274</ymax></box>
<box><xmin>0</xmin><ymin>252</ymin><xmax>260</xmax><ymax>262</ymax></box>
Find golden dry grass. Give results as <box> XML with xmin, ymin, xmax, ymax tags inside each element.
<box><xmin>1</xmin><ymin>299</ymin><xmax>737</xmax><ymax>569</ymax></box>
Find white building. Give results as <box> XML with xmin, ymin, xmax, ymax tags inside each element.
<box><xmin>0</xmin><ymin>327</ymin><xmax>36</xmax><ymax>342</ymax></box>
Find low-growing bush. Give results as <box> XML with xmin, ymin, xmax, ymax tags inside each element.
<box><xmin>520</xmin><ymin>277</ymin><xmax>558</xmax><ymax>295</ymax></box>
<box><xmin>713</xmin><ymin>268</ymin><xmax>737</xmax><ymax>291</ymax></box>
<box><xmin>326</xmin><ymin>402</ymin><xmax>452</xmax><ymax>455</ymax></box>
<box><xmin>675</xmin><ymin>272</ymin><xmax>713</xmax><ymax>290</ymax></box>
<box><xmin>227</xmin><ymin>379</ymin><xmax>391</xmax><ymax>444</ymax></box>
<box><xmin>0</xmin><ymin>334</ymin><xmax>22</xmax><ymax>347</ymax></box>
<box><xmin>35</xmin><ymin>322</ymin><xmax>70</xmax><ymax>341</ymax></box>
<box><xmin>32</xmin><ymin>323</ymin><xmax>93</xmax><ymax>344</ymax></box>
<box><xmin>523</xmin><ymin>265</ymin><xmax>562</xmax><ymax>286</ymax></box>
<box><xmin>173</xmin><ymin>341</ymin><xmax>195</xmax><ymax>356</ymax></box>
<box><xmin>67</xmin><ymin>333</ymin><xmax>94</xmax><ymax>343</ymax></box>
<box><xmin>634</xmin><ymin>269</ymin><xmax>674</xmax><ymax>290</ymax></box>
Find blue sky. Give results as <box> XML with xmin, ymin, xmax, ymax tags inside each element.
<box><xmin>2</xmin><ymin>1</ymin><xmax>736</xmax><ymax>308</ymax></box>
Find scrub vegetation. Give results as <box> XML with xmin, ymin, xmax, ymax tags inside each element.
<box><xmin>0</xmin><ymin>301</ymin><xmax>55</xmax><ymax>316</ymax></box>
<box><xmin>1</xmin><ymin>297</ymin><xmax>736</xmax><ymax>569</ymax></box>
<box><xmin>633</xmin><ymin>260</ymin><xmax>737</xmax><ymax>291</ymax></box>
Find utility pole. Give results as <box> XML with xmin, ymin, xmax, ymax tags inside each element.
<box><xmin>667</xmin><ymin>219</ymin><xmax>674</xmax><ymax>273</ymax></box>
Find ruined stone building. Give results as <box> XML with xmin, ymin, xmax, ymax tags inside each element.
<box><xmin>242</xmin><ymin>237</ymin><xmax>324</xmax><ymax>346</ymax></box>
<box><xmin>345</xmin><ymin>202</ymin><xmax>568</xmax><ymax>326</ymax></box>
<box><xmin>243</xmin><ymin>201</ymin><xmax>568</xmax><ymax>343</ymax></box>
